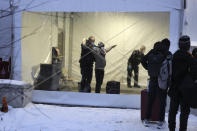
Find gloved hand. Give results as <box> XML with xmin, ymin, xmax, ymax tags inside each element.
<box><xmin>112</xmin><ymin>45</ymin><xmax>117</xmax><ymax>48</ymax></box>
<box><xmin>128</xmin><ymin>64</ymin><xmax>132</xmax><ymax>70</ymax></box>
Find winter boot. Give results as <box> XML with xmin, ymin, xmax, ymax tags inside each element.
<box><xmin>157</xmin><ymin>121</ymin><xmax>165</xmax><ymax>129</ymax></box>
<box><xmin>143</xmin><ymin>119</ymin><xmax>150</xmax><ymax>127</ymax></box>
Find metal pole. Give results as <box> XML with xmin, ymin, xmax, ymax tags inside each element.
<box><xmin>10</xmin><ymin>0</ymin><xmax>15</xmax><ymax>79</ymax></box>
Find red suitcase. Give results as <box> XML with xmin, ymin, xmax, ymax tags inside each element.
<box><xmin>141</xmin><ymin>89</ymin><xmax>160</xmax><ymax>121</ymax></box>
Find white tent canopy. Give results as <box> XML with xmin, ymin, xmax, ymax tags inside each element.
<box><xmin>13</xmin><ymin>0</ymin><xmax>184</xmax><ymax>81</ymax></box>
<box><xmin>6</xmin><ymin>0</ymin><xmax>185</xmax><ymax>108</ymax></box>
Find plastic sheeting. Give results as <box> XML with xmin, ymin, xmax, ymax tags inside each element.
<box><xmin>21</xmin><ymin>12</ymin><xmax>59</xmax><ymax>83</ymax></box>
<box><xmin>21</xmin><ymin>12</ymin><xmax>169</xmax><ymax>87</ymax></box>
<box><xmin>1</xmin><ymin>0</ymin><xmax>182</xmax><ymax>82</ymax></box>
<box><xmin>71</xmin><ymin>12</ymin><xmax>170</xmax><ymax>86</ymax></box>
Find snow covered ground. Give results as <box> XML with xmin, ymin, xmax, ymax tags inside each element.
<box><xmin>0</xmin><ymin>103</ymin><xmax>197</xmax><ymax>131</ymax></box>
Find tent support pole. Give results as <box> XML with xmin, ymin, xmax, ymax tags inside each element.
<box><xmin>64</xmin><ymin>13</ymin><xmax>73</xmax><ymax>79</ymax></box>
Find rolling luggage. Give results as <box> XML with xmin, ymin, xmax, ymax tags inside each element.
<box><xmin>141</xmin><ymin>89</ymin><xmax>160</xmax><ymax>121</ymax></box>
<box><xmin>106</xmin><ymin>81</ymin><xmax>120</xmax><ymax>94</ymax></box>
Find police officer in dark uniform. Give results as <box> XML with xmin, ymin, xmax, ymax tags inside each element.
<box><xmin>79</xmin><ymin>36</ymin><xmax>95</xmax><ymax>92</ymax></box>
<box><xmin>127</xmin><ymin>45</ymin><xmax>146</xmax><ymax>88</ymax></box>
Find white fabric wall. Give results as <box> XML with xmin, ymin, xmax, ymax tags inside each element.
<box><xmin>71</xmin><ymin>12</ymin><xmax>170</xmax><ymax>86</ymax></box>
<box><xmin>21</xmin><ymin>12</ymin><xmax>59</xmax><ymax>83</ymax></box>
<box><xmin>183</xmin><ymin>0</ymin><xmax>197</xmax><ymax>46</ymax></box>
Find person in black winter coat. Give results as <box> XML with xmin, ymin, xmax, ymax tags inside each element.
<box><xmin>168</xmin><ymin>36</ymin><xmax>194</xmax><ymax>131</ymax></box>
<box><xmin>142</xmin><ymin>40</ymin><xmax>171</xmax><ymax>128</ymax></box>
<box><xmin>191</xmin><ymin>48</ymin><xmax>197</xmax><ymax>81</ymax></box>
<box><xmin>79</xmin><ymin>36</ymin><xmax>95</xmax><ymax>92</ymax></box>
<box><xmin>127</xmin><ymin>46</ymin><xmax>146</xmax><ymax>88</ymax></box>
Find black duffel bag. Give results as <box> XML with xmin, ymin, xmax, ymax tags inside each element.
<box><xmin>179</xmin><ymin>74</ymin><xmax>197</xmax><ymax>108</ymax></box>
<box><xmin>106</xmin><ymin>81</ymin><xmax>120</xmax><ymax>94</ymax></box>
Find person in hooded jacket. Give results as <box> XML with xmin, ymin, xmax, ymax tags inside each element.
<box><xmin>168</xmin><ymin>36</ymin><xmax>194</xmax><ymax>131</ymax></box>
<box><xmin>142</xmin><ymin>41</ymin><xmax>170</xmax><ymax>128</ymax></box>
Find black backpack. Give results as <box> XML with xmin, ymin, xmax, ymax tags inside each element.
<box><xmin>147</xmin><ymin>51</ymin><xmax>165</xmax><ymax>77</ymax></box>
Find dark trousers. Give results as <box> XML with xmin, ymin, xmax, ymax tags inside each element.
<box><xmin>168</xmin><ymin>96</ymin><xmax>190</xmax><ymax>131</ymax></box>
<box><xmin>127</xmin><ymin>65</ymin><xmax>139</xmax><ymax>86</ymax></box>
<box><xmin>80</xmin><ymin>66</ymin><xmax>93</xmax><ymax>92</ymax></box>
<box><xmin>145</xmin><ymin>77</ymin><xmax>167</xmax><ymax>122</ymax></box>
<box><xmin>95</xmin><ymin>69</ymin><xmax>104</xmax><ymax>93</ymax></box>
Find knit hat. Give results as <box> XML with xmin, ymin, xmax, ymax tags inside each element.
<box><xmin>98</xmin><ymin>42</ymin><xmax>105</xmax><ymax>48</ymax></box>
<box><xmin>179</xmin><ymin>35</ymin><xmax>190</xmax><ymax>51</ymax></box>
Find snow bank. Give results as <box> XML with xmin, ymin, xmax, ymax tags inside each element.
<box><xmin>0</xmin><ymin>103</ymin><xmax>197</xmax><ymax>131</ymax></box>
<box><xmin>0</xmin><ymin>79</ymin><xmax>28</xmax><ymax>86</ymax></box>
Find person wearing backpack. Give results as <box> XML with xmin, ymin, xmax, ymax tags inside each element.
<box><xmin>141</xmin><ymin>41</ymin><xmax>170</xmax><ymax>128</ymax></box>
<box><xmin>127</xmin><ymin>45</ymin><xmax>146</xmax><ymax>88</ymax></box>
<box><xmin>168</xmin><ymin>36</ymin><xmax>194</xmax><ymax>131</ymax></box>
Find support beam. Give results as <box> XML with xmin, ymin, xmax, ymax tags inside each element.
<box><xmin>169</xmin><ymin>9</ymin><xmax>184</xmax><ymax>53</ymax></box>
<box><xmin>12</xmin><ymin>12</ymin><xmax>22</xmax><ymax>80</ymax></box>
<box><xmin>64</xmin><ymin>13</ymin><xmax>73</xmax><ymax>79</ymax></box>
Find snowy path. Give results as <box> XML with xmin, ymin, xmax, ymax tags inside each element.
<box><xmin>0</xmin><ymin>104</ymin><xmax>196</xmax><ymax>131</ymax></box>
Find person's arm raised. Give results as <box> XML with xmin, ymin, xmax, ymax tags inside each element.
<box><xmin>105</xmin><ymin>45</ymin><xmax>117</xmax><ymax>53</ymax></box>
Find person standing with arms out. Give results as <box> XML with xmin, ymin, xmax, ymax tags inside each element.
<box><xmin>127</xmin><ymin>45</ymin><xmax>146</xmax><ymax>88</ymax></box>
<box><xmin>93</xmin><ymin>42</ymin><xmax>117</xmax><ymax>93</ymax></box>
<box><xmin>79</xmin><ymin>36</ymin><xmax>95</xmax><ymax>93</ymax></box>
<box><xmin>168</xmin><ymin>36</ymin><xmax>194</xmax><ymax>131</ymax></box>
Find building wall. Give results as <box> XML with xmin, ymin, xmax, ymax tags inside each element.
<box><xmin>0</xmin><ymin>0</ymin><xmax>12</xmax><ymax>60</ymax></box>
<box><xmin>183</xmin><ymin>0</ymin><xmax>197</xmax><ymax>46</ymax></box>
